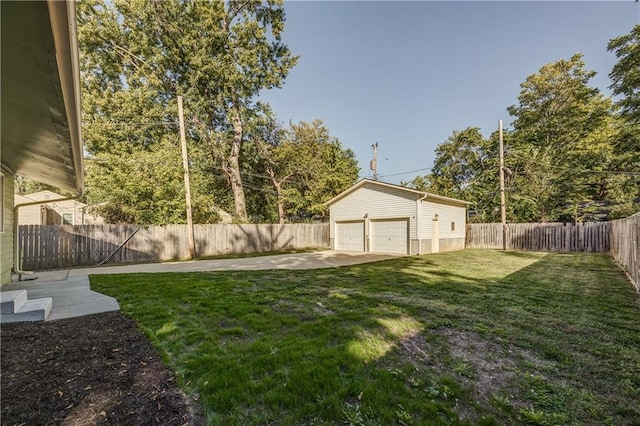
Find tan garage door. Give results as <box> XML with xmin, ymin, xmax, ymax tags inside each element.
<box><xmin>371</xmin><ymin>219</ymin><xmax>408</xmax><ymax>254</ymax></box>
<box><xmin>335</xmin><ymin>221</ymin><xmax>365</xmax><ymax>251</ymax></box>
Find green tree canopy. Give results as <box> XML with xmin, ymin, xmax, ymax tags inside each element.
<box><xmin>78</xmin><ymin>0</ymin><xmax>298</xmax><ymax>223</ymax></box>
<box><xmin>258</xmin><ymin>119</ymin><xmax>359</xmax><ymax>223</ymax></box>
<box><xmin>608</xmin><ymin>24</ymin><xmax>640</xmax><ymax>126</ymax></box>
<box><xmin>412</xmin><ymin>53</ymin><xmax>638</xmax><ymax>223</ymax></box>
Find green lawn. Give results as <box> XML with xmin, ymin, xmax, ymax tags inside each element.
<box><xmin>90</xmin><ymin>250</ymin><xmax>640</xmax><ymax>425</ymax></box>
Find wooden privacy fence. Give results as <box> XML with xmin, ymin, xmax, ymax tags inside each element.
<box><xmin>466</xmin><ymin>218</ymin><xmax>640</xmax><ymax>292</ymax></box>
<box><xmin>465</xmin><ymin>222</ymin><xmax>611</xmax><ymax>252</ymax></box>
<box><xmin>610</xmin><ymin>213</ymin><xmax>640</xmax><ymax>292</ymax></box>
<box><xmin>18</xmin><ymin>223</ymin><xmax>330</xmax><ymax>270</ymax></box>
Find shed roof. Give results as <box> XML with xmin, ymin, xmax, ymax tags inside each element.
<box><xmin>324</xmin><ymin>179</ymin><xmax>471</xmax><ymax>207</ymax></box>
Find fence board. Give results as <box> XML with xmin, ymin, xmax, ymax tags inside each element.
<box><xmin>18</xmin><ymin>223</ymin><xmax>330</xmax><ymax>270</ymax></box>
<box><xmin>467</xmin><ymin>219</ymin><xmax>638</xmax><ymax>292</ymax></box>
<box><xmin>466</xmin><ymin>222</ymin><xmax>612</xmax><ymax>252</ymax></box>
<box><xmin>610</xmin><ymin>213</ymin><xmax>639</xmax><ymax>292</ymax></box>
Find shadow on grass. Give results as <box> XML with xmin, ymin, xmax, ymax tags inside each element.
<box><xmin>90</xmin><ymin>250</ymin><xmax>640</xmax><ymax>425</ymax></box>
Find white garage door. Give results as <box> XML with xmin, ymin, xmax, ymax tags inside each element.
<box><xmin>335</xmin><ymin>221</ymin><xmax>365</xmax><ymax>251</ymax></box>
<box><xmin>371</xmin><ymin>219</ymin><xmax>409</xmax><ymax>254</ymax></box>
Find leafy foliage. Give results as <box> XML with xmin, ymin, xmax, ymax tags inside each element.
<box><xmin>608</xmin><ymin>24</ymin><xmax>640</xmax><ymax>126</ymax></box>
<box><xmin>411</xmin><ymin>52</ymin><xmax>639</xmax><ymax>222</ymax></box>
<box><xmin>78</xmin><ymin>0</ymin><xmax>299</xmax><ymax>223</ymax></box>
<box><xmin>257</xmin><ymin>119</ymin><xmax>360</xmax><ymax>223</ymax></box>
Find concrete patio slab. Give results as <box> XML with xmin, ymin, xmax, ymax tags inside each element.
<box><xmin>2</xmin><ymin>275</ymin><xmax>120</xmax><ymax>321</ymax></box>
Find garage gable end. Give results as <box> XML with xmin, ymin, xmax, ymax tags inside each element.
<box><xmin>330</xmin><ymin>182</ymin><xmax>417</xmax><ymax>225</ymax></box>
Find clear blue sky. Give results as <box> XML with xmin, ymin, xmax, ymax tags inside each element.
<box><xmin>259</xmin><ymin>1</ymin><xmax>639</xmax><ymax>184</ymax></box>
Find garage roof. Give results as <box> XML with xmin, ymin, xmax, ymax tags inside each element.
<box><xmin>324</xmin><ymin>179</ymin><xmax>471</xmax><ymax>207</ymax></box>
<box><xmin>1</xmin><ymin>1</ymin><xmax>83</xmax><ymax>193</ymax></box>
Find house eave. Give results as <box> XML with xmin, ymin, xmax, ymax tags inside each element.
<box><xmin>0</xmin><ymin>1</ymin><xmax>84</xmax><ymax>194</ymax></box>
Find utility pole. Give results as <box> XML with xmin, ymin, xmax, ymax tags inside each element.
<box><xmin>498</xmin><ymin>120</ymin><xmax>507</xmax><ymax>250</ymax></box>
<box><xmin>370</xmin><ymin>142</ymin><xmax>379</xmax><ymax>181</ymax></box>
<box><xmin>178</xmin><ymin>96</ymin><xmax>196</xmax><ymax>259</ymax></box>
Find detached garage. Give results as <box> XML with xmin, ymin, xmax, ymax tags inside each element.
<box><xmin>325</xmin><ymin>179</ymin><xmax>469</xmax><ymax>255</ymax></box>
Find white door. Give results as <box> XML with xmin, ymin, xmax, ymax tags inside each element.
<box><xmin>371</xmin><ymin>219</ymin><xmax>408</xmax><ymax>254</ymax></box>
<box><xmin>335</xmin><ymin>221</ymin><xmax>365</xmax><ymax>251</ymax></box>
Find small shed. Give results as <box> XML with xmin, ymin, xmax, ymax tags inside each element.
<box><xmin>324</xmin><ymin>179</ymin><xmax>470</xmax><ymax>255</ymax></box>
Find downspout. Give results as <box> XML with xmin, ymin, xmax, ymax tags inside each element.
<box><xmin>13</xmin><ymin>196</ymin><xmax>78</xmax><ymax>279</ymax></box>
<box><xmin>416</xmin><ymin>193</ymin><xmax>428</xmax><ymax>255</ymax></box>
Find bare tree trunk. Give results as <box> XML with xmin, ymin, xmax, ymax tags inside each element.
<box><xmin>221</xmin><ymin>12</ymin><xmax>248</xmax><ymax>223</ymax></box>
<box><xmin>225</xmin><ymin>109</ymin><xmax>248</xmax><ymax>222</ymax></box>
<box><xmin>276</xmin><ymin>183</ymin><xmax>285</xmax><ymax>225</ymax></box>
<box><xmin>267</xmin><ymin>168</ymin><xmax>287</xmax><ymax>225</ymax></box>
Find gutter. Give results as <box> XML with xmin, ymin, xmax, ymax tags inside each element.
<box><xmin>13</xmin><ymin>196</ymin><xmax>78</xmax><ymax>279</ymax></box>
<box><xmin>416</xmin><ymin>193</ymin><xmax>428</xmax><ymax>255</ymax></box>
<box><xmin>47</xmin><ymin>0</ymin><xmax>84</xmax><ymax>194</ymax></box>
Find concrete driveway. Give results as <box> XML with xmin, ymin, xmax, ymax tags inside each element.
<box><xmin>68</xmin><ymin>250</ymin><xmax>399</xmax><ymax>275</ymax></box>
<box><xmin>3</xmin><ymin>251</ymin><xmax>400</xmax><ymax>321</ymax></box>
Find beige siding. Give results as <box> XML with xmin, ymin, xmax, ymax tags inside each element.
<box><xmin>14</xmin><ymin>191</ymin><xmax>104</xmax><ymax>225</ymax></box>
<box><xmin>328</xmin><ymin>181</ymin><xmax>467</xmax><ymax>255</ymax></box>
<box><xmin>419</xmin><ymin>200</ymin><xmax>467</xmax><ymax>240</ymax></box>
<box><xmin>329</xmin><ymin>182</ymin><xmax>418</xmax><ymax>239</ymax></box>
<box><xmin>46</xmin><ymin>199</ymin><xmax>95</xmax><ymax>225</ymax></box>
<box><xmin>17</xmin><ymin>204</ymin><xmax>43</xmax><ymax>225</ymax></box>
<box><xmin>1</xmin><ymin>171</ymin><xmax>14</xmax><ymax>285</ymax></box>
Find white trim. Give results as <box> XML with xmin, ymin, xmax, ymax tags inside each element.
<box><xmin>62</xmin><ymin>212</ymin><xmax>74</xmax><ymax>225</ymax></box>
<box><xmin>324</xmin><ymin>179</ymin><xmax>470</xmax><ymax>207</ymax></box>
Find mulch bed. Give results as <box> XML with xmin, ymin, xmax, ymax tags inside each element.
<box><xmin>1</xmin><ymin>311</ymin><xmax>203</xmax><ymax>426</ymax></box>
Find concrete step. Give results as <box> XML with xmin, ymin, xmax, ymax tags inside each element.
<box><xmin>1</xmin><ymin>291</ymin><xmax>53</xmax><ymax>323</ymax></box>
<box><xmin>0</xmin><ymin>290</ymin><xmax>28</xmax><ymax>314</ymax></box>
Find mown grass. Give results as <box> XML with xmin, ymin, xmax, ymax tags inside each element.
<box><xmin>90</xmin><ymin>250</ymin><xmax>640</xmax><ymax>425</ymax></box>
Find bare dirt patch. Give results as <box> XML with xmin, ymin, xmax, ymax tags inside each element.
<box><xmin>1</xmin><ymin>311</ymin><xmax>203</xmax><ymax>426</ymax></box>
<box><xmin>398</xmin><ymin>327</ymin><xmax>555</xmax><ymax>417</ymax></box>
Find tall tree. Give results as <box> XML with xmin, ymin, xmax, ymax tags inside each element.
<box><xmin>507</xmin><ymin>54</ymin><xmax>619</xmax><ymax>221</ymax></box>
<box><xmin>409</xmin><ymin>127</ymin><xmax>501</xmax><ymax>223</ymax></box>
<box><xmin>78</xmin><ymin>0</ymin><xmax>298</xmax><ymax>222</ymax></box>
<box><xmin>259</xmin><ymin>119</ymin><xmax>359</xmax><ymax>223</ymax></box>
<box><xmin>607</xmin><ymin>25</ymin><xmax>640</xmax><ymax>218</ymax></box>
<box><xmin>608</xmin><ymin>24</ymin><xmax>640</xmax><ymax>126</ymax></box>
<box><xmin>416</xmin><ymin>51</ymin><xmax>638</xmax><ymax>223</ymax></box>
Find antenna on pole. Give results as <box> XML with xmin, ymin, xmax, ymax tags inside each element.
<box><xmin>370</xmin><ymin>142</ymin><xmax>379</xmax><ymax>181</ymax></box>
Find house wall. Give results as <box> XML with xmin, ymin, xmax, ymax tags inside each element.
<box><xmin>329</xmin><ymin>182</ymin><xmax>418</xmax><ymax>250</ymax></box>
<box><xmin>16</xmin><ymin>204</ymin><xmax>43</xmax><ymax>225</ymax></box>
<box><xmin>1</xmin><ymin>170</ymin><xmax>14</xmax><ymax>285</ymax></box>
<box><xmin>44</xmin><ymin>199</ymin><xmax>91</xmax><ymax>225</ymax></box>
<box><xmin>416</xmin><ymin>199</ymin><xmax>467</xmax><ymax>254</ymax></box>
<box><xmin>14</xmin><ymin>191</ymin><xmax>105</xmax><ymax>225</ymax></box>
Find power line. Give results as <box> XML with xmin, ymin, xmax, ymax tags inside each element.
<box><xmin>378</xmin><ymin>167</ymin><xmax>432</xmax><ymax>179</ymax></box>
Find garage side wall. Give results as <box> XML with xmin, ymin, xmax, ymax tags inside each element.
<box><xmin>329</xmin><ymin>183</ymin><xmax>417</xmax><ymax>251</ymax></box>
<box><xmin>418</xmin><ymin>199</ymin><xmax>466</xmax><ymax>253</ymax></box>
